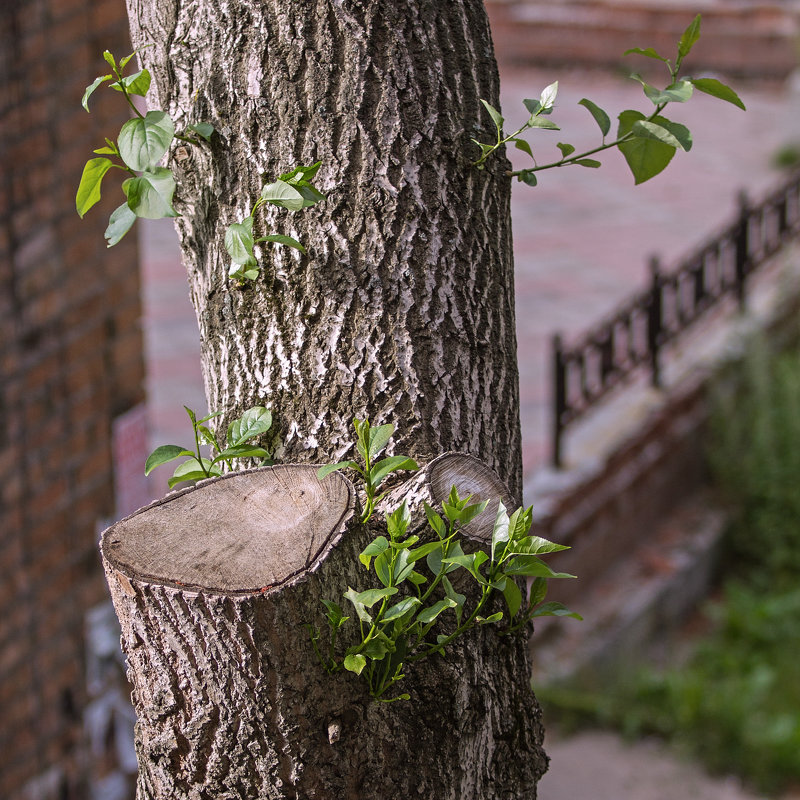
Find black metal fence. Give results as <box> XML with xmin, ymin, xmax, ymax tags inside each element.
<box><xmin>551</xmin><ymin>170</ymin><xmax>800</xmax><ymax>468</ymax></box>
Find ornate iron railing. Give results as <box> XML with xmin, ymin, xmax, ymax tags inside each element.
<box><xmin>551</xmin><ymin>170</ymin><xmax>800</xmax><ymax>468</ymax></box>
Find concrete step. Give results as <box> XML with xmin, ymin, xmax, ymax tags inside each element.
<box><xmin>530</xmin><ymin>491</ymin><xmax>727</xmax><ymax>685</ymax></box>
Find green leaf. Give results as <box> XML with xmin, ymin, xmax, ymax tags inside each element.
<box><xmin>531</xmin><ymin>601</ymin><xmax>583</xmax><ymax>620</ymax></box>
<box><xmin>361</xmin><ymin>636</ymin><xmax>392</xmax><ymax>660</ymax></box>
<box><xmin>374</xmin><ymin>550</ymin><xmax>392</xmax><ymax>587</ymax></box>
<box><xmin>110</xmin><ymin>69</ymin><xmax>151</xmax><ymax>97</ymax></box>
<box><xmin>118</xmin><ymin>110</ymin><xmax>175</xmax><ymax>172</ymax></box>
<box><xmin>321</xmin><ymin>599</ymin><xmax>348</xmax><ymax>628</ymax></box>
<box><xmin>503</xmin><ymin>554</ymin><xmax>576</xmax><ymax>579</ymax></box>
<box><xmin>343</xmin><ymin>587</ymin><xmax>373</xmax><ymax>623</ymax></box>
<box><xmin>187</xmin><ymin>122</ymin><xmax>215</xmax><ymax>141</ymax></box>
<box><xmin>539</xmin><ymin>80</ymin><xmax>558</xmax><ymax>111</ymax></box>
<box><xmin>254</xmin><ymin>234</ymin><xmax>306</xmax><ymax>254</ymax></box>
<box><xmin>442</xmin><ymin>576</ymin><xmax>466</xmax><ymax>625</ymax></box>
<box><xmin>480</xmin><ymin>99</ymin><xmax>504</xmax><ymax>131</ymax></box>
<box><xmin>678</xmin><ymin>14</ymin><xmax>702</xmax><ymax>64</ymax></box>
<box><xmin>317</xmin><ymin>460</ymin><xmax>359</xmax><ymax>479</ymax></box>
<box><xmin>631</xmin><ymin>119</ymin><xmax>684</xmax><ymax>150</ymax></box>
<box><xmin>528</xmin><ymin>117</ymin><xmax>560</xmax><ymax>131</ymax></box>
<box><xmin>227</xmin><ymin>406</ymin><xmax>272</xmax><ymax>446</ymax></box>
<box><xmin>442</xmin><ymin>551</ymin><xmax>489</xmax><ymax>584</ymax></box>
<box><xmin>279</xmin><ymin>161</ymin><xmax>322</xmax><ymax>183</ymax></box>
<box><xmin>382</xmin><ymin>596</ymin><xmax>421</xmax><ymax>623</ymax></box>
<box><xmin>509</xmin><ymin>535</ymin><xmax>569</xmax><ymax>556</ymax></box>
<box><xmin>528</xmin><ymin>577</ymin><xmax>548</xmax><ymax>608</ymax></box>
<box><xmin>344</xmin><ymin>653</ymin><xmax>367</xmax><ymax>675</ymax></box>
<box><xmin>424</xmin><ymin>503</ymin><xmax>446</xmax><ymax>539</ymax></box>
<box><xmin>119</xmin><ymin>51</ymin><xmax>137</xmax><ymax>70</ymax></box>
<box><xmin>690</xmin><ymin>78</ymin><xmax>746</xmax><ymax>110</ymax></box>
<box><xmin>640</xmin><ymin>78</ymin><xmax>694</xmax><ymax>106</ymax></box>
<box><xmin>76</xmin><ymin>157</ymin><xmax>114</xmax><ymax>217</ymax></box>
<box><xmin>144</xmin><ymin>445</ymin><xmax>193</xmax><ymax>475</ymax></box>
<box><xmin>225</xmin><ymin>217</ymin><xmax>257</xmax><ymax>266</ymax></box>
<box><xmin>105</xmin><ymin>202</ymin><xmax>137</xmax><ymax>247</ymax></box>
<box><xmin>575</xmin><ymin>158</ymin><xmax>602</xmax><ymax>168</ymax></box>
<box><xmin>359</xmin><ymin>536</ymin><xmax>389</xmax><ymax>569</ymax></box>
<box><xmin>366</xmin><ymin>423</ymin><xmax>394</xmax><ymax>461</ymax></box>
<box><xmin>386</xmin><ymin>503</ymin><xmax>411</xmax><ymax>541</ymax></box>
<box><xmin>518</xmin><ymin>169</ymin><xmax>537</xmax><ymax>187</ymax></box>
<box><xmin>618</xmin><ymin>110</ymin><xmax>675</xmax><ymax>185</ymax></box>
<box><xmin>260</xmin><ymin>179</ymin><xmax>305</xmax><ymax>211</ymax></box>
<box><xmin>102</xmin><ymin>50</ymin><xmax>116</xmax><ymax>69</ymax></box>
<box><xmin>578</xmin><ymin>98</ymin><xmax>611</xmax><ymax>137</ymax></box>
<box><xmin>406</xmin><ymin>541</ymin><xmax>443</xmax><ymax>564</ymax></box>
<box><xmin>167</xmin><ymin>458</ymin><xmax>220</xmax><ymax>489</ymax></box>
<box><xmin>502</xmin><ymin>578</ymin><xmax>523</xmax><ymax>618</ymax></box>
<box><xmin>491</xmin><ymin>502</ymin><xmax>511</xmax><ymax>561</ymax></box>
<box><xmin>623</xmin><ymin>46</ymin><xmax>669</xmax><ymax>62</ymax></box>
<box><xmin>354</xmin><ymin>418</ymin><xmax>369</xmax><ymax>461</ymax></box>
<box><xmin>393</xmin><ymin>548</ymin><xmax>415</xmax><ymax>585</ymax></box>
<box><xmin>123</xmin><ymin>168</ymin><xmax>178</xmax><ymax>218</ymax></box>
<box><xmin>230</xmin><ymin>265</ymin><xmax>260</xmax><ymax>282</ymax></box>
<box><xmin>650</xmin><ymin>115</ymin><xmax>692</xmax><ymax>152</ymax></box>
<box><xmin>296</xmin><ymin>184</ymin><xmax>326</xmax><ymax>208</ymax></box>
<box><xmin>426</xmin><ymin>541</ymin><xmax>462</xmax><ymax>576</ymax></box>
<box><xmin>82</xmin><ymin>74</ymin><xmax>112</xmax><ymax>111</ymax></box>
<box><xmin>416</xmin><ymin>597</ymin><xmax>458</xmax><ymax>625</ymax></box>
<box><xmin>407</xmin><ymin>571</ymin><xmax>427</xmax><ymax>585</ymax></box>
<box><xmin>477</xmin><ymin>612</ymin><xmax>503</xmax><ymax>625</ymax></box>
<box><xmin>212</xmin><ymin>445</ymin><xmax>271</xmax><ymax>463</ymax></box>
<box><xmin>355</xmin><ymin>587</ymin><xmax>398</xmax><ymax>607</ymax></box>
<box><xmin>513</xmin><ymin>138</ymin><xmax>534</xmax><ymax>159</ymax></box>
<box><xmin>369</xmin><ymin>456</ymin><xmax>418</xmax><ymax>487</ymax></box>
<box><xmin>522</xmin><ymin>98</ymin><xmax>542</xmax><ymax>116</ymax></box>
<box><xmin>557</xmin><ymin>142</ymin><xmax>575</xmax><ymax>159</ymax></box>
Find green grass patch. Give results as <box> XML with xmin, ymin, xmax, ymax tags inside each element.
<box><xmin>540</xmin><ymin>339</ymin><xmax>800</xmax><ymax>796</ymax></box>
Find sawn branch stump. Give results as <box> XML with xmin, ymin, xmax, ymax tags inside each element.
<box><xmin>101</xmin><ymin>462</ymin><xmax>546</xmax><ymax>800</ymax></box>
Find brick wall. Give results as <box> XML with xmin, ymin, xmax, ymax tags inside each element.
<box><xmin>0</xmin><ymin>1</ymin><xmax>143</xmax><ymax>797</ymax></box>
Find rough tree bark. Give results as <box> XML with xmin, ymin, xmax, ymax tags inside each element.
<box><xmin>125</xmin><ymin>0</ymin><xmax>522</xmax><ymax>499</ymax></box>
<box><xmin>114</xmin><ymin>0</ymin><xmax>550</xmax><ymax>796</ymax></box>
<box><xmin>102</xmin><ymin>462</ymin><xmax>547</xmax><ymax>799</ymax></box>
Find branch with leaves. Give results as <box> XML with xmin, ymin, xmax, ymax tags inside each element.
<box><xmin>77</xmin><ymin>49</ymin><xmax>324</xmax><ymax>281</ymax></box>
<box><xmin>473</xmin><ymin>15</ymin><xmax>745</xmax><ymax>186</ymax></box>
<box><xmin>145</xmin><ymin>405</ymin><xmax>274</xmax><ymax>489</ymax></box>
<box><xmin>76</xmin><ymin>49</ymin><xmax>213</xmax><ymax>246</ymax></box>
<box><xmin>317</xmin><ymin>419</ymin><xmax>418</xmax><ymax>522</ymax></box>
<box><xmin>308</xmin><ymin>487</ymin><xmax>581</xmax><ymax>702</ymax></box>
<box><xmin>225</xmin><ymin>162</ymin><xmax>325</xmax><ymax>282</ymax></box>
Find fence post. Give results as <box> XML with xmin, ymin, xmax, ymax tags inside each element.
<box><xmin>735</xmin><ymin>190</ymin><xmax>750</xmax><ymax>310</ymax></box>
<box><xmin>552</xmin><ymin>333</ymin><xmax>566</xmax><ymax>469</ymax></box>
<box><xmin>647</xmin><ymin>256</ymin><xmax>663</xmax><ymax>389</ymax></box>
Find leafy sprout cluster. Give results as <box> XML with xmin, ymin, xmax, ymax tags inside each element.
<box><xmin>317</xmin><ymin>419</ymin><xmax>418</xmax><ymax>522</ymax></box>
<box><xmin>309</xmin><ymin>486</ymin><xmax>581</xmax><ymax>702</ymax></box>
<box><xmin>77</xmin><ymin>49</ymin><xmax>324</xmax><ymax>281</ymax></box>
<box><xmin>145</xmin><ymin>405</ymin><xmax>274</xmax><ymax>489</ymax></box>
<box><xmin>473</xmin><ymin>15</ymin><xmax>745</xmax><ymax>186</ymax></box>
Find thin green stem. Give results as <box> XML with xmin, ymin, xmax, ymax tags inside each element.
<box><xmin>114</xmin><ymin>71</ymin><xmax>145</xmax><ymax>120</ymax></box>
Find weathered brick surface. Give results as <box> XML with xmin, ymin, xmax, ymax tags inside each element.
<box><xmin>0</xmin><ymin>1</ymin><xmax>143</xmax><ymax>797</ymax></box>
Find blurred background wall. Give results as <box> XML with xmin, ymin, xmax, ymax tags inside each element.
<box><xmin>0</xmin><ymin>1</ymin><xmax>145</xmax><ymax>798</ymax></box>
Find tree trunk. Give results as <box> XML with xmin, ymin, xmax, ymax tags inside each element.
<box><xmin>101</xmin><ymin>464</ymin><xmax>546</xmax><ymax>799</ymax></box>
<box><xmin>118</xmin><ymin>0</ymin><xmax>549</xmax><ymax>795</ymax></box>
<box><xmin>125</xmin><ymin>0</ymin><xmax>522</xmax><ymax>500</ymax></box>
